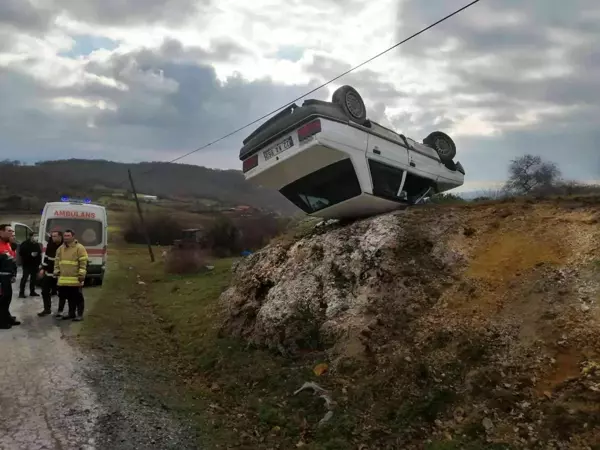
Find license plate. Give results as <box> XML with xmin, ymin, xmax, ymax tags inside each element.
<box><xmin>263</xmin><ymin>136</ymin><xmax>293</xmax><ymax>161</ymax></box>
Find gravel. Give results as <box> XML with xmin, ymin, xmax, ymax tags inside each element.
<box><xmin>0</xmin><ymin>286</ymin><xmax>198</xmax><ymax>450</ymax></box>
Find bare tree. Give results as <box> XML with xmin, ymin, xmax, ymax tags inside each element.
<box><xmin>503</xmin><ymin>154</ymin><xmax>561</xmax><ymax>195</ymax></box>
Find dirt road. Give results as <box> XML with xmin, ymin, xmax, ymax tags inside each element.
<box><xmin>0</xmin><ymin>283</ymin><xmax>196</xmax><ymax>450</ymax></box>
<box><xmin>0</xmin><ymin>292</ymin><xmax>101</xmax><ymax>450</ymax></box>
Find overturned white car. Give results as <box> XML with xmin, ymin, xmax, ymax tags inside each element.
<box><xmin>240</xmin><ymin>85</ymin><xmax>465</xmax><ymax>219</ymax></box>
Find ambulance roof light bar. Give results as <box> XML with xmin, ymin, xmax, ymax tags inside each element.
<box><xmin>60</xmin><ymin>196</ymin><xmax>92</xmax><ymax>204</ymax></box>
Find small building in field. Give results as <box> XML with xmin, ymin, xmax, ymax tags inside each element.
<box><xmin>138</xmin><ymin>194</ymin><xmax>158</xmax><ymax>203</ymax></box>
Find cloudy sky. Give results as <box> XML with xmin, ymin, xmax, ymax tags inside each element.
<box><xmin>0</xmin><ymin>0</ymin><xmax>598</xmax><ymax>192</ymax></box>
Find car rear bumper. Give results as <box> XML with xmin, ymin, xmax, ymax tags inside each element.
<box><xmin>245</xmin><ymin>138</ymin><xmax>351</xmax><ymax>189</ymax></box>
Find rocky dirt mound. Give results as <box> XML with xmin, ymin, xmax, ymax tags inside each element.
<box><xmin>220</xmin><ymin>198</ymin><xmax>600</xmax><ymax>449</ymax></box>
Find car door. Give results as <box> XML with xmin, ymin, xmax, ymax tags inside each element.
<box><xmin>13</xmin><ymin>223</ymin><xmax>32</xmax><ymax>245</ymax></box>
<box><xmin>365</xmin><ymin>134</ymin><xmax>410</xmax><ymax>201</ymax></box>
<box><xmin>12</xmin><ymin>223</ymin><xmax>33</xmax><ymax>266</ymax></box>
<box><xmin>405</xmin><ymin>138</ymin><xmax>441</xmax><ymax>182</ymax></box>
<box><xmin>366</xmin><ymin>134</ymin><xmax>409</xmax><ymax>169</ymax></box>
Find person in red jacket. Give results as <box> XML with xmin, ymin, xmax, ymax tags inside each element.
<box><xmin>0</xmin><ymin>224</ymin><xmax>21</xmax><ymax>329</ymax></box>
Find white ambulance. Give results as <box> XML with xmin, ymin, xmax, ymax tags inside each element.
<box><xmin>40</xmin><ymin>198</ymin><xmax>108</xmax><ymax>286</ymax></box>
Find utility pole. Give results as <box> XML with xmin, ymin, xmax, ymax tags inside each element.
<box><xmin>128</xmin><ymin>169</ymin><xmax>155</xmax><ymax>263</ymax></box>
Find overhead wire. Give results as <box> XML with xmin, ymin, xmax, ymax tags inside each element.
<box><xmin>125</xmin><ymin>0</ymin><xmax>482</xmax><ymax>181</ymax></box>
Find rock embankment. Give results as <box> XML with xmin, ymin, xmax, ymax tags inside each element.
<box><xmin>220</xmin><ymin>199</ymin><xmax>600</xmax><ymax>448</ymax></box>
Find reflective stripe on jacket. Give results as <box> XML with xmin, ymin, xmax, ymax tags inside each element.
<box><xmin>53</xmin><ymin>240</ymin><xmax>88</xmax><ymax>286</ymax></box>
<box><xmin>41</xmin><ymin>238</ymin><xmax>62</xmax><ymax>273</ymax></box>
<box><xmin>0</xmin><ymin>241</ymin><xmax>17</xmax><ymax>277</ymax></box>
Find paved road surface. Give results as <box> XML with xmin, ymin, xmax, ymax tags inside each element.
<box><xmin>0</xmin><ymin>277</ymin><xmax>198</xmax><ymax>450</ymax></box>
<box><xmin>0</xmin><ymin>291</ymin><xmax>101</xmax><ymax>450</ymax></box>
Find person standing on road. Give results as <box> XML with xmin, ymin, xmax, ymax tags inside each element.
<box><xmin>18</xmin><ymin>233</ymin><xmax>42</xmax><ymax>299</ymax></box>
<box><xmin>38</xmin><ymin>230</ymin><xmax>66</xmax><ymax>317</ymax></box>
<box><xmin>54</xmin><ymin>229</ymin><xmax>88</xmax><ymax>321</ymax></box>
<box><xmin>0</xmin><ymin>224</ymin><xmax>21</xmax><ymax>329</ymax></box>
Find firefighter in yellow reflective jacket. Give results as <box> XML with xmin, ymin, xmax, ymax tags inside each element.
<box><xmin>53</xmin><ymin>229</ymin><xmax>88</xmax><ymax>321</ymax></box>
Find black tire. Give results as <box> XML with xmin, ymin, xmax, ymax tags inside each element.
<box><xmin>444</xmin><ymin>159</ymin><xmax>457</xmax><ymax>171</ymax></box>
<box><xmin>332</xmin><ymin>85</ymin><xmax>368</xmax><ymax>125</ymax></box>
<box><xmin>423</xmin><ymin>131</ymin><xmax>457</xmax><ymax>162</ymax></box>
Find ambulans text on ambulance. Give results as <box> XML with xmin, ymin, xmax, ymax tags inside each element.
<box><xmin>53</xmin><ymin>210</ymin><xmax>96</xmax><ymax>219</ymax></box>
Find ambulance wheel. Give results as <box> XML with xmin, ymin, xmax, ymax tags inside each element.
<box><xmin>332</xmin><ymin>85</ymin><xmax>368</xmax><ymax>125</ymax></box>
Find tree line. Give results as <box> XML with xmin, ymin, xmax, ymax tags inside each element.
<box><xmin>0</xmin><ymin>159</ymin><xmax>299</xmax><ymax>214</ymax></box>
<box><xmin>431</xmin><ymin>153</ymin><xmax>599</xmax><ymax>204</ymax></box>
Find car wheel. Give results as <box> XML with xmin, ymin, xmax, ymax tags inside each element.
<box><xmin>423</xmin><ymin>131</ymin><xmax>457</xmax><ymax>162</ymax></box>
<box><xmin>332</xmin><ymin>85</ymin><xmax>368</xmax><ymax>125</ymax></box>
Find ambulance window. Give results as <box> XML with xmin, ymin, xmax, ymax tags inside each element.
<box><xmin>81</xmin><ymin>228</ymin><xmax>98</xmax><ymax>245</ymax></box>
<box><xmin>46</xmin><ymin>219</ymin><xmax>103</xmax><ymax>246</ymax></box>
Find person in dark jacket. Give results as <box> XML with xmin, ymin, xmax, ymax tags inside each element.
<box><xmin>0</xmin><ymin>224</ymin><xmax>20</xmax><ymax>329</ymax></box>
<box><xmin>18</xmin><ymin>233</ymin><xmax>42</xmax><ymax>298</ymax></box>
<box><xmin>38</xmin><ymin>230</ymin><xmax>66</xmax><ymax>317</ymax></box>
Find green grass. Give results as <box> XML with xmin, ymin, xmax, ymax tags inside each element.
<box><xmin>77</xmin><ymin>246</ymin><xmax>519</xmax><ymax>449</ymax></box>
<box><xmin>78</xmin><ymin>247</ymin><xmax>331</xmax><ymax>449</ymax></box>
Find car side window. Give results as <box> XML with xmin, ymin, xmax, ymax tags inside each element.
<box><xmin>368</xmin><ymin>159</ymin><xmax>405</xmax><ymax>200</ymax></box>
<box><xmin>403</xmin><ymin>173</ymin><xmax>433</xmax><ymax>201</ymax></box>
<box><xmin>14</xmin><ymin>225</ymin><xmax>28</xmax><ymax>244</ymax></box>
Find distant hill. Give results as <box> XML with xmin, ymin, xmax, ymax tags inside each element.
<box><xmin>0</xmin><ymin>159</ymin><xmax>300</xmax><ymax>215</ymax></box>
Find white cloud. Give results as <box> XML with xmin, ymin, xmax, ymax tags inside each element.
<box><xmin>51</xmin><ymin>96</ymin><xmax>116</xmax><ymax>110</ymax></box>
<box><xmin>0</xmin><ymin>0</ymin><xmax>599</xmax><ymax>192</ymax></box>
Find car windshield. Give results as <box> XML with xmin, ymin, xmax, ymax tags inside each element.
<box><xmin>280</xmin><ymin>158</ymin><xmax>361</xmax><ymax>214</ymax></box>
<box><xmin>46</xmin><ymin>219</ymin><xmax>103</xmax><ymax>247</ymax></box>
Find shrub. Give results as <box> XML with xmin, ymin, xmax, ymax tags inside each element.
<box><xmin>234</xmin><ymin>215</ymin><xmax>290</xmax><ymax>250</ymax></box>
<box><xmin>165</xmin><ymin>246</ymin><xmax>209</xmax><ymax>274</ymax></box>
<box><xmin>553</xmin><ymin>181</ymin><xmax>600</xmax><ymax>196</ymax></box>
<box><xmin>123</xmin><ymin>212</ymin><xmax>183</xmax><ymax>246</ymax></box>
<box><xmin>202</xmin><ymin>215</ymin><xmax>241</xmax><ymax>257</ymax></box>
<box><xmin>428</xmin><ymin>193</ymin><xmax>466</xmax><ymax>204</ymax></box>
<box><xmin>200</xmin><ymin>214</ymin><xmax>289</xmax><ymax>257</ymax></box>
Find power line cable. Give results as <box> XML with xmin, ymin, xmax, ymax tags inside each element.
<box><xmin>127</xmin><ymin>0</ymin><xmax>481</xmax><ymax>181</ymax></box>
